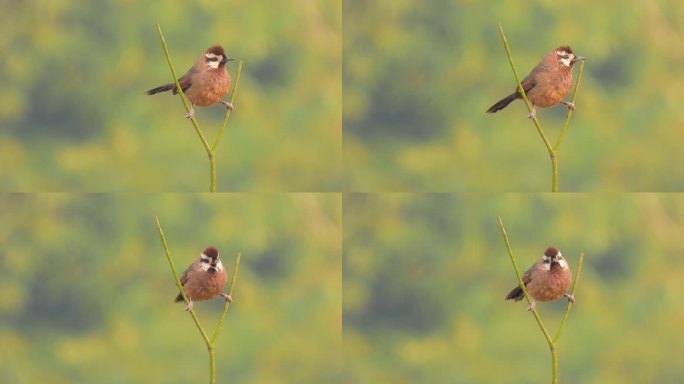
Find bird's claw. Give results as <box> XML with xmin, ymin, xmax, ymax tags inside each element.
<box><xmin>561</xmin><ymin>101</ymin><xmax>576</xmax><ymax>111</ymax></box>
<box><xmin>527</xmin><ymin>300</ymin><xmax>537</xmax><ymax>311</ymax></box>
<box><xmin>564</xmin><ymin>293</ymin><xmax>576</xmax><ymax>303</ymax></box>
<box><xmin>526</xmin><ymin>108</ymin><xmax>537</xmax><ymax>119</ymax></box>
<box><xmin>184</xmin><ymin>299</ymin><xmax>194</xmax><ymax>311</ymax></box>
<box><xmin>185</xmin><ymin>107</ymin><xmax>195</xmax><ymax>119</ymax></box>
<box><xmin>219</xmin><ymin>293</ymin><xmax>233</xmax><ymax>303</ymax></box>
<box><xmin>220</xmin><ymin>100</ymin><xmax>235</xmax><ymax>111</ymax></box>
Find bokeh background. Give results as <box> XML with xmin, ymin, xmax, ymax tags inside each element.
<box><xmin>344</xmin><ymin>193</ymin><xmax>684</xmax><ymax>383</ymax></box>
<box><xmin>0</xmin><ymin>1</ymin><xmax>341</xmax><ymax>191</ymax></box>
<box><xmin>0</xmin><ymin>193</ymin><xmax>341</xmax><ymax>383</ymax></box>
<box><xmin>343</xmin><ymin>1</ymin><xmax>684</xmax><ymax>191</ymax></box>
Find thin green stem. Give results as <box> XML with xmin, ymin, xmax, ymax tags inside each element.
<box><xmin>551</xmin><ymin>152</ymin><xmax>558</xmax><ymax>192</ymax></box>
<box><xmin>551</xmin><ymin>345</ymin><xmax>558</xmax><ymax>384</ymax></box>
<box><xmin>554</xmin><ymin>61</ymin><xmax>585</xmax><ymax>152</ymax></box>
<box><xmin>213</xmin><ymin>60</ymin><xmax>244</xmax><ymax>152</ymax></box>
<box><xmin>210</xmin><ymin>153</ymin><xmax>216</xmax><ymax>192</ymax></box>
<box><xmin>211</xmin><ymin>253</ymin><xmax>241</xmax><ymax>343</ymax></box>
<box><xmin>209</xmin><ymin>59</ymin><xmax>243</xmax><ymax>192</ymax></box>
<box><xmin>497</xmin><ymin>216</ymin><xmax>553</xmax><ymax>344</ymax></box>
<box><xmin>209</xmin><ymin>346</ymin><xmax>215</xmax><ymax>384</ymax></box>
<box><xmin>496</xmin><ymin>22</ymin><xmax>553</xmax><ymax>154</ymax></box>
<box><xmin>554</xmin><ymin>253</ymin><xmax>584</xmax><ymax>343</ymax></box>
<box><xmin>154</xmin><ymin>216</ymin><xmax>211</xmax><ymax>345</ymax></box>
<box><xmin>155</xmin><ymin>23</ymin><xmax>212</xmax><ymax>154</ymax></box>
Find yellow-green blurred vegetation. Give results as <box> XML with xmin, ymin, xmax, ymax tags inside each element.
<box><xmin>0</xmin><ymin>193</ymin><xmax>341</xmax><ymax>383</ymax></box>
<box><xmin>0</xmin><ymin>1</ymin><xmax>341</xmax><ymax>191</ymax></box>
<box><xmin>344</xmin><ymin>193</ymin><xmax>684</xmax><ymax>382</ymax></box>
<box><xmin>343</xmin><ymin>1</ymin><xmax>684</xmax><ymax>191</ymax></box>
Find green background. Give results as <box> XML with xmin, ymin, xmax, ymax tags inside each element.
<box><xmin>343</xmin><ymin>1</ymin><xmax>684</xmax><ymax>191</ymax></box>
<box><xmin>0</xmin><ymin>193</ymin><xmax>341</xmax><ymax>383</ymax></box>
<box><xmin>3</xmin><ymin>0</ymin><xmax>684</xmax><ymax>382</ymax></box>
<box><xmin>344</xmin><ymin>193</ymin><xmax>684</xmax><ymax>383</ymax></box>
<box><xmin>0</xmin><ymin>1</ymin><xmax>341</xmax><ymax>192</ymax></box>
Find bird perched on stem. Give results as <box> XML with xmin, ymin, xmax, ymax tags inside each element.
<box><xmin>147</xmin><ymin>45</ymin><xmax>234</xmax><ymax>119</ymax></box>
<box><xmin>175</xmin><ymin>246</ymin><xmax>231</xmax><ymax>311</ymax></box>
<box><xmin>486</xmin><ymin>46</ymin><xmax>585</xmax><ymax>119</ymax></box>
<box><xmin>505</xmin><ymin>246</ymin><xmax>574</xmax><ymax>311</ymax></box>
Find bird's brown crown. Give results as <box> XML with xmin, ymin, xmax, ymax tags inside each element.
<box><xmin>205</xmin><ymin>45</ymin><xmax>226</xmax><ymax>57</ymax></box>
<box><xmin>203</xmin><ymin>45</ymin><xmax>233</xmax><ymax>69</ymax></box>
<box><xmin>202</xmin><ymin>246</ymin><xmax>220</xmax><ymax>260</ymax></box>
<box><xmin>554</xmin><ymin>46</ymin><xmax>573</xmax><ymax>55</ymax></box>
<box><xmin>544</xmin><ymin>246</ymin><xmax>560</xmax><ymax>258</ymax></box>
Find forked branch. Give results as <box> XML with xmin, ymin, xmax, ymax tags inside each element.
<box><xmin>497</xmin><ymin>215</ymin><xmax>583</xmax><ymax>384</ymax></box>
<box><xmin>155</xmin><ymin>215</ymin><xmax>241</xmax><ymax>384</ymax></box>
<box><xmin>495</xmin><ymin>22</ymin><xmax>585</xmax><ymax>192</ymax></box>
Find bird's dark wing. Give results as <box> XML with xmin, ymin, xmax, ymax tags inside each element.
<box><xmin>179</xmin><ymin>268</ymin><xmax>190</xmax><ymax>286</ymax></box>
<box><xmin>505</xmin><ymin>267</ymin><xmax>533</xmax><ymax>301</ymax></box>
<box><xmin>519</xmin><ymin>76</ymin><xmax>536</xmax><ymax>94</ymax></box>
<box><xmin>173</xmin><ymin>66</ymin><xmax>196</xmax><ymax>94</ymax></box>
<box><xmin>521</xmin><ymin>267</ymin><xmax>533</xmax><ymax>285</ymax></box>
<box><xmin>173</xmin><ymin>267</ymin><xmax>192</xmax><ymax>303</ymax></box>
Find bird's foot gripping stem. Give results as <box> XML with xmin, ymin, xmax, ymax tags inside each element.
<box><xmin>560</xmin><ymin>101</ymin><xmax>576</xmax><ymax>111</ymax></box>
<box><xmin>219</xmin><ymin>100</ymin><xmax>235</xmax><ymax>111</ymax></box>
<box><xmin>219</xmin><ymin>293</ymin><xmax>233</xmax><ymax>303</ymax></box>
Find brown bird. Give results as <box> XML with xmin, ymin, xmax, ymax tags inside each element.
<box><xmin>505</xmin><ymin>246</ymin><xmax>574</xmax><ymax>311</ymax></box>
<box><xmin>486</xmin><ymin>46</ymin><xmax>585</xmax><ymax>118</ymax></box>
<box><xmin>147</xmin><ymin>45</ymin><xmax>234</xmax><ymax>119</ymax></box>
<box><xmin>174</xmin><ymin>246</ymin><xmax>231</xmax><ymax>311</ymax></box>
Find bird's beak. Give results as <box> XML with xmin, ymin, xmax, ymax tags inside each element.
<box><xmin>221</xmin><ymin>56</ymin><xmax>235</xmax><ymax>64</ymax></box>
<box><xmin>572</xmin><ymin>56</ymin><xmax>586</xmax><ymax>63</ymax></box>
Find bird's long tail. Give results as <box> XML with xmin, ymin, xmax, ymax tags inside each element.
<box><xmin>486</xmin><ymin>92</ymin><xmax>520</xmax><ymax>113</ymax></box>
<box><xmin>505</xmin><ymin>285</ymin><xmax>525</xmax><ymax>302</ymax></box>
<box><xmin>146</xmin><ymin>83</ymin><xmax>177</xmax><ymax>95</ymax></box>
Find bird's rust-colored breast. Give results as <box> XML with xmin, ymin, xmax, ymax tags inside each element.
<box><xmin>182</xmin><ymin>266</ymin><xmax>228</xmax><ymax>301</ymax></box>
<box><xmin>185</xmin><ymin>69</ymin><xmax>231</xmax><ymax>106</ymax></box>
<box><xmin>527</xmin><ymin>263</ymin><xmax>572</xmax><ymax>302</ymax></box>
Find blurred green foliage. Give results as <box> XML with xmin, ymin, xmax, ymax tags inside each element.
<box><xmin>344</xmin><ymin>193</ymin><xmax>684</xmax><ymax>382</ymax></box>
<box><xmin>343</xmin><ymin>0</ymin><xmax>684</xmax><ymax>191</ymax></box>
<box><xmin>4</xmin><ymin>0</ymin><xmax>684</xmax><ymax>383</ymax></box>
<box><xmin>0</xmin><ymin>193</ymin><xmax>341</xmax><ymax>383</ymax></box>
<box><xmin>0</xmin><ymin>1</ymin><xmax>341</xmax><ymax>191</ymax></box>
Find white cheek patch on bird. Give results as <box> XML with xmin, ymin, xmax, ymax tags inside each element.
<box><xmin>205</xmin><ymin>53</ymin><xmax>221</xmax><ymax>69</ymax></box>
<box><xmin>556</xmin><ymin>51</ymin><xmax>574</xmax><ymax>67</ymax></box>
<box><xmin>200</xmin><ymin>260</ymin><xmax>223</xmax><ymax>272</ymax></box>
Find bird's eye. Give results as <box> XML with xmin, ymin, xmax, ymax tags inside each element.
<box><xmin>207</xmin><ymin>57</ymin><xmax>218</xmax><ymax>62</ymax></box>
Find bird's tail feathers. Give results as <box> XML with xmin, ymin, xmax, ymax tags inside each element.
<box><xmin>486</xmin><ymin>92</ymin><xmax>520</xmax><ymax>113</ymax></box>
<box><xmin>146</xmin><ymin>83</ymin><xmax>176</xmax><ymax>95</ymax></box>
<box><xmin>505</xmin><ymin>285</ymin><xmax>525</xmax><ymax>302</ymax></box>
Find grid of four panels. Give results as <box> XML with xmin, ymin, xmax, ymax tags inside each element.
<box><xmin>3</xmin><ymin>2</ymin><xmax>683</xmax><ymax>383</ymax></box>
